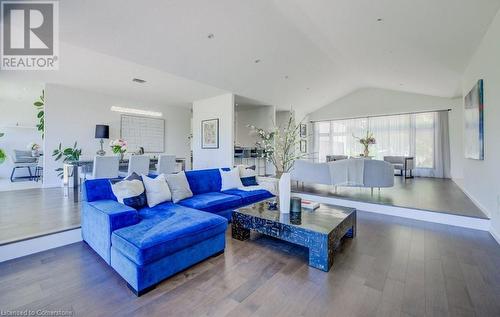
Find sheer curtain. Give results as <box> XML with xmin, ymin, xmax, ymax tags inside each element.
<box><xmin>313</xmin><ymin>111</ymin><xmax>451</xmax><ymax>178</ymax></box>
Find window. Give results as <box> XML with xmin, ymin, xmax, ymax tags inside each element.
<box><xmin>314</xmin><ymin>112</ymin><xmax>437</xmax><ymax>169</ymax></box>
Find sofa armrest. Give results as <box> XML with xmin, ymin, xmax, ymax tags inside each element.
<box><xmin>81</xmin><ymin>200</ymin><xmax>140</xmax><ymax>264</ymax></box>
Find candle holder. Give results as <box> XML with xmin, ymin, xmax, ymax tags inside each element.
<box><xmin>290</xmin><ymin>197</ymin><xmax>302</xmax><ymax>224</ymax></box>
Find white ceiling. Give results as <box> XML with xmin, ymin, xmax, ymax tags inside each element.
<box><xmin>3</xmin><ymin>0</ymin><xmax>500</xmax><ymax>113</ymax></box>
<box><xmin>0</xmin><ymin>42</ymin><xmax>227</xmax><ymax>108</ymax></box>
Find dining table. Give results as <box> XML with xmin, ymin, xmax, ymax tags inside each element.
<box><xmin>63</xmin><ymin>157</ymin><xmax>186</xmax><ymax>202</ymax></box>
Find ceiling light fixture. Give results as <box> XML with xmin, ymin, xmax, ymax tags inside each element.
<box><xmin>110</xmin><ymin>106</ymin><xmax>162</xmax><ymax>117</ymax></box>
<box><xmin>207</xmin><ymin>33</ymin><xmax>215</xmax><ymax>39</ymax></box>
<box><xmin>132</xmin><ymin>78</ymin><xmax>147</xmax><ymax>84</ymax></box>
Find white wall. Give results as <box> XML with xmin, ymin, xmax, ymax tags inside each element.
<box><xmin>44</xmin><ymin>84</ymin><xmax>192</xmax><ymax>187</ymax></box>
<box><xmin>235</xmin><ymin>106</ymin><xmax>274</xmax><ymax>147</ymax></box>
<box><xmin>462</xmin><ymin>10</ymin><xmax>500</xmax><ymax>239</ymax></box>
<box><xmin>308</xmin><ymin>87</ymin><xmax>464</xmax><ymax>178</ymax></box>
<box><xmin>192</xmin><ymin>93</ymin><xmax>234</xmax><ymax>169</ymax></box>
<box><xmin>0</xmin><ymin>99</ymin><xmax>43</xmax><ymax>179</ymax></box>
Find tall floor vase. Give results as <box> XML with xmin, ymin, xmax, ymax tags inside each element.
<box><xmin>279</xmin><ymin>172</ymin><xmax>291</xmax><ymax>214</ymax></box>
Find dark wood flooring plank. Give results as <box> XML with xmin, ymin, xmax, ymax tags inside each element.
<box><xmin>1</xmin><ymin>211</ymin><xmax>499</xmax><ymax>317</ymax></box>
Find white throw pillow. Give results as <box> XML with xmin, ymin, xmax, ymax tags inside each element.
<box><xmin>165</xmin><ymin>171</ymin><xmax>193</xmax><ymax>203</ymax></box>
<box><xmin>111</xmin><ymin>179</ymin><xmax>145</xmax><ymax>203</ymax></box>
<box><xmin>220</xmin><ymin>168</ymin><xmax>243</xmax><ymax>191</ymax></box>
<box><xmin>141</xmin><ymin>174</ymin><xmax>172</xmax><ymax>207</ymax></box>
<box><xmin>237</xmin><ymin>164</ymin><xmax>257</xmax><ymax>178</ymax></box>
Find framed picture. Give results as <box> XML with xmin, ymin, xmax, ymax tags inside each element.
<box><xmin>464</xmin><ymin>79</ymin><xmax>484</xmax><ymax>160</ymax></box>
<box><xmin>300</xmin><ymin>140</ymin><xmax>307</xmax><ymax>153</ymax></box>
<box><xmin>300</xmin><ymin>124</ymin><xmax>307</xmax><ymax>138</ymax></box>
<box><xmin>201</xmin><ymin>119</ymin><xmax>219</xmax><ymax>149</ymax></box>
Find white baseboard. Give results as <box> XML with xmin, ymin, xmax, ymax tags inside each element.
<box><xmin>452</xmin><ymin>179</ymin><xmax>491</xmax><ymax>218</ymax></box>
<box><xmin>294</xmin><ymin>193</ymin><xmax>490</xmax><ymax>231</ymax></box>
<box><xmin>0</xmin><ymin>229</ymin><xmax>82</xmax><ymax>263</ymax></box>
<box><xmin>490</xmin><ymin>227</ymin><xmax>500</xmax><ymax>245</ymax></box>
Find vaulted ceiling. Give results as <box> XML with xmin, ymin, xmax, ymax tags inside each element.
<box><xmin>3</xmin><ymin>0</ymin><xmax>500</xmax><ymax>113</ymax></box>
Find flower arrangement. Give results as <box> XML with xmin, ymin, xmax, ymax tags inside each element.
<box><xmin>28</xmin><ymin>142</ymin><xmax>41</xmax><ymax>157</ymax></box>
<box><xmin>110</xmin><ymin>139</ymin><xmax>127</xmax><ymax>154</ymax></box>
<box><xmin>354</xmin><ymin>130</ymin><xmax>376</xmax><ymax>157</ymax></box>
<box><xmin>27</xmin><ymin>142</ymin><xmax>41</xmax><ymax>151</ymax></box>
<box><xmin>248</xmin><ymin>112</ymin><xmax>306</xmax><ymax>175</ymax></box>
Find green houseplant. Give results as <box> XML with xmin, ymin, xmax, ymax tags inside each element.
<box><xmin>0</xmin><ymin>133</ymin><xmax>6</xmax><ymax>165</ymax></box>
<box><xmin>52</xmin><ymin>142</ymin><xmax>82</xmax><ymax>178</ymax></box>
<box><xmin>34</xmin><ymin>90</ymin><xmax>45</xmax><ymax>139</ymax></box>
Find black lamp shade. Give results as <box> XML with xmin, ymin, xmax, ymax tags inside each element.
<box><xmin>95</xmin><ymin>125</ymin><xmax>109</xmax><ymax>139</ymax></box>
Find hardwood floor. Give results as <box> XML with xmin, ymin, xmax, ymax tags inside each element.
<box><xmin>0</xmin><ymin>187</ymin><xmax>80</xmax><ymax>245</ymax></box>
<box><xmin>292</xmin><ymin>177</ymin><xmax>488</xmax><ymax>219</ymax></box>
<box><xmin>0</xmin><ymin>176</ymin><xmax>485</xmax><ymax>246</ymax></box>
<box><xmin>1</xmin><ymin>211</ymin><xmax>499</xmax><ymax>316</ymax></box>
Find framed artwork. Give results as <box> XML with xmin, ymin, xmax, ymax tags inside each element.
<box><xmin>300</xmin><ymin>124</ymin><xmax>307</xmax><ymax>138</ymax></box>
<box><xmin>464</xmin><ymin>79</ymin><xmax>484</xmax><ymax>160</ymax></box>
<box><xmin>300</xmin><ymin>140</ymin><xmax>307</xmax><ymax>153</ymax></box>
<box><xmin>201</xmin><ymin>119</ymin><xmax>219</xmax><ymax>149</ymax></box>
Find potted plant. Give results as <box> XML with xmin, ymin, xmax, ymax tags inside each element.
<box><xmin>110</xmin><ymin>139</ymin><xmax>127</xmax><ymax>160</ymax></box>
<box><xmin>354</xmin><ymin>131</ymin><xmax>376</xmax><ymax>157</ymax></box>
<box><xmin>0</xmin><ymin>133</ymin><xmax>6</xmax><ymax>165</ymax></box>
<box><xmin>52</xmin><ymin>142</ymin><xmax>82</xmax><ymax>178</ymax></box>
<box><xmin>27</xmin><ymin>142</ymin><xmax>41</xmax><ymax>157</ymax></box>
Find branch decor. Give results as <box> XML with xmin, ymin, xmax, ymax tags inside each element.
<box><xmin>248</xmin><ymin>112</ymin><xmax>306</xmax><ymax>175</ymax></box>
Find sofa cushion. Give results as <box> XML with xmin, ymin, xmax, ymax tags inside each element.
<box><xmin>178</xmin><ymin>192</ymin><xmax>242</xmax><ymax>213</ymax></box>
<box><xmin>112</xmin><ymin>204</ymin><xmax>227</xmax><ymax>265</ymax></box>
<box><xmin>241</xmin><ymin>176</ymin><xmax>258</xmax><ymax>187</ymax></box>
<box><xmin>185</xmin><ymin>169</ymin><xmax>222</xmax><ymax>195</ymax></box>
<box><xmin>222</xmin><ymin>188</ymin><xmax>274</xmax><ymax>205</ymax></box>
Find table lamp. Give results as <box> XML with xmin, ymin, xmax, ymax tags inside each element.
<box><xmin>95</xmin><ymin>125</ymin><xmax>109</xmax><ymax>156</ymax></box>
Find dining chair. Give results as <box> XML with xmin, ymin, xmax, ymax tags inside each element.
<box><xmin>79</xmin><ymin>156</ymin><xmax>119</xmax><ymax>190</ymax></box>
<box><xmin>151</xmin><ymin>154</ymin><xmax>176</xmax><ymax>175</ymax></box>
<box><xmin>120</xmin><ymin>155</ymin><xmax>150</xmax><ymax>177</ymax></box>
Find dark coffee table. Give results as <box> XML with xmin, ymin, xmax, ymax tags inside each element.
<box><xmin>232</xmin><ymin>199</ymin><xmax>356</xmax><ymax>271</ymax></box>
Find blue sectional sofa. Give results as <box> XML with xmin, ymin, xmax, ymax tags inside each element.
<box><xmin>81</xmin><ymin>168</ymin><xmax>273</xmax><ymax>296</ymax></box>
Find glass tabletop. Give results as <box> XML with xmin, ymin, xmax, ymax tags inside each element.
<box><xmin>234</xmin><ymin>199</ymin><xmax>355</xmax><ymax>234</ymax></box>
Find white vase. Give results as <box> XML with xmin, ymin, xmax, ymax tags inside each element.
<box><xmin>279</xmin><ymin>172</ymin><xmax>291</xmax><ymax>214</ymax></box>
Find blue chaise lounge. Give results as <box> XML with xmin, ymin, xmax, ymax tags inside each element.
<box><xmin>81</xmin><ymin>168</ymin><xmax>273</xmax><ymax>296</ymax></box>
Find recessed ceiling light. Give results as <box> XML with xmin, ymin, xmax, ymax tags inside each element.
<box><xmin>132</xmin><ymin>78</ymin><xmax>147</xmax><ymax>84</ymax></box>
<box><xmin>110</xmin><ymin>106</ymin><xmax>162</xmax><ymax>117</ymax></box>
<box><xmin>254</xmin><ymin>59</ymin><xmax>261</xmax><ymax>63</ymax></box>
<box><xmin>377</xmin><ymin>18</ymin><xmax>383</xmax><ymax>22</ymax></box>
<box><xmin>207</xmin><ymin>33</ymin><xmax>215</xmax><ymax>39</ymax></box>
